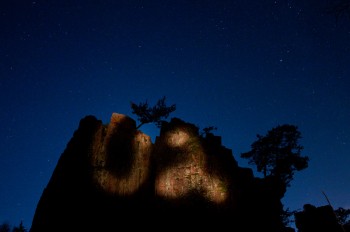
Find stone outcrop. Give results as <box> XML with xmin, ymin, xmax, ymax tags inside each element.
<box><xmin>154</xmin><ymin>118</ymin><xmax>236</xmax><ymax>206</ymax></box>
<box><xmin>295</xmin><ymin>204</ymin><xmax>345</xmax><ymax>232</ymax></box>
<box><xmin>91</xmin><ymin>113</ymin><xmax>152</xmax><ymax>196</ymax></box>
<box><xmin>30</xmin><ymin>113</ymin><xmax>287</xmax><ymax>231</ymax></box>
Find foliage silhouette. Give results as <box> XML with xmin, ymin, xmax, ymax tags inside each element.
<box><xmin>281</xmin><ymin>207</ymin><xmax>296</xmax><ymax>227</ymax></box>
<box><xmin>0</xmin><ymin>223</ymin><xmax>10</xmax><ymax>232</ymax></box>
<box><xmin>131</xmin><ymin>96</ymin><xmax>176</xmax><ymax>129</ymax></box>
<box><xmin>326</xmin><ymin>0</ymin><xmax>350</xmax><ymax>22</ymax></box>
<box><xmin>200</xmin><ymin>126</ymin><xmax>217</xmax><ymax>137</ymax></box>
<box><xmin>0</xmin><ymin>221</ymin><xmax>26</xmax><ymax>232</ymax></box>
<box><xmin>335</xmin><ymin>207</ymin><xmax>350</xmax><ymax>225</ymax></box>
<box><xmin>12</xmin><ymin>221</ymin><xmax>26</xmax><ymax>232</ymax></box>
<box><xmin>241</xmin><ymin>124</ymin><xmax>309</xmax><ymax>187</ymax></box>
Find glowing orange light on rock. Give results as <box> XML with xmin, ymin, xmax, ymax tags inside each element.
<box><xmin>155</xmin><ymin>128</ymin><xmax>229</xmax><ymax>205</ymax></box>
<box><xmin>165</xmin><ymin>130</ymin><xmax>190</xmax><ymax>148</ymax></box>
<box><xmin>90</xmin><ymin>113</ymin><xmax>152</xmax><ymax>196</ymax></box>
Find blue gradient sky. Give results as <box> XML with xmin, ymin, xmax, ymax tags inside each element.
<box><xmin>1</xmin><ymin>0</ymin><xmax>349</xmax><ymax>229</ymax></box>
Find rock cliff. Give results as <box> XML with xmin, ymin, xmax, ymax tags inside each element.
<box><xmin>30</xmin><ymin>113</ymin><xmax>286</xmax><ymax>231</ymax></box>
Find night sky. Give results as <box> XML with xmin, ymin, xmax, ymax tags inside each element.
<box><xmin>1</xmin><ymin>0</ymin><xmax>349</xmax><ymax>229</ymax></box>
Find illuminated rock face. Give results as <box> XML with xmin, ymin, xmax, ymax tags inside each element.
<box><xmin>153</xmin><ymin>118</ymin><xmax>234</xmax><ymax>206</ymax></box>
<box><xmin>91</xmin><ymin>113</ymin><xmax>152</xmax><ymax>196</ymax></box>
<box><xmin>30</xmin><ymin>114</ymin><xmax>286</xmax><ymax>232</ymax></box>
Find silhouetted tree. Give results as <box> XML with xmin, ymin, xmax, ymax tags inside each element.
<box><xmin>281</xmin><ymin>207</ymin><xmax>296</xmax><ymax>227</ymax></box>
<box><xmin>131</xmin><ymin>96</ymin><xmax>176</xmax><ymax>129</ymax></box>
<box><xmin>335</xmin><ymin>207</ymin><xmax>350</xmax><ymax>225</ymax></box>
<box><xmin>0</xmin><ymin>223</ymin><xmax>10</xmax><ymax>232</ymax></box>
<box><xmin>12</xmin><ymin>221</ymin><xmax>26</xmax><ymax>232</ymax></box>
<box><xmin>200</xmin><ymin>126</ymin><xmax>217</xmax><ymax>137</ymax></box>
<box><xmin>241</xmin><ymin>124</ymin><xmax>309</xmax><ymax>187</ymax></box>
<box><xmin>326</xmin><ymin>0</ymin><xmax>350</xmax><ymax>22</ymax></box>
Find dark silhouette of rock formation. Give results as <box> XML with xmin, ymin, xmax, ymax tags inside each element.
<box><xmin>295</xmin><ymin>204</ymin><xmax>345</xmax><ymax>232</ymax></box>
<box><xmin>30</xmin><ymin>113</ymin><xmax>289</xmax><ymax>231</ymax></box>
